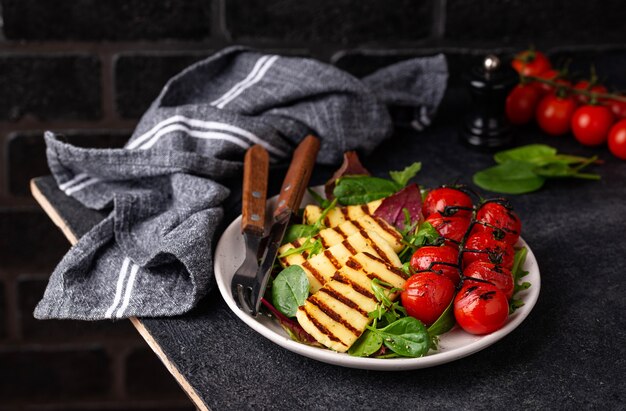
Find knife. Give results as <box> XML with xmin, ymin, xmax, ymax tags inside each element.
<box><xmin>231</xmin><ymin>144</ymin><xmax>269</xmax><ymax>312</ymax></box>
<box><xmin>249</xmin><ymin>135</ymin><xmax>321</xmax><ymax>316</ymax></box>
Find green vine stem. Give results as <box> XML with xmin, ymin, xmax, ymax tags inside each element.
<box><xmin>521</xmin><ymin>74</ymin><xmax>626</xmax><ymax>103</ymax></box>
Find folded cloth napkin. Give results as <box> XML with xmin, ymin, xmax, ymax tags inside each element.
<box><xmin>35</xmin><ymin>46</ymin><xmax>448</xmax><ymax>320</ymax></box>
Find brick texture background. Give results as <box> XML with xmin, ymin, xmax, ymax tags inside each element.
<box><xmin>0</xmin><ymin>0</ymin><xmax>624</xmax><ymax>409</ymax></box>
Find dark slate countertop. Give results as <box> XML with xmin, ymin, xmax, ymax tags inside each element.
<box><xmin>34</xmin><ymin>116</ymin><xmax>626</xmax><ymax>410</ymax></box>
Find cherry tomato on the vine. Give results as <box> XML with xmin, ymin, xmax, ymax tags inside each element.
<box><xmin>425</xmin><ymin>213</ymin><xmax>471</xmax><ymax>245</ymax></box>
<box><xmin>423</xmin><ymin>188</ymin><xmax>473</xmax><ymax>218</ymax></box>
<box><xmin>410</xmin><ymin>245</ymin><xmax>460</xmax><ymax>285</ymax></box>
<box><xmin>463</xmin><ymin>261</ymin><xmax>514</xmax><ymax>299</ymax></box>
<box><xmin>512</xmin><ymin>50</ymin><xmax>551</xmax><ymax>77</ymax></box>
<box><xmin>535</xmin><ymin>94</ymin><xmax>577</xmax><ymax>136</ymax></box>
<box><xmin>472</xmin><ymin>201</ymin><xmax>521</xmax><ymax>246</ymax></box>
<box><xmin>607</xmin><ymin>96</ymin><xmax>626</xmax><ymax>120</ymax></box>
<box><xmin>608</xmin><ymin>119</ymin><xmax>626</xmax><ymax>160</ymax></box>
<box><xmin>573</xmin><ymin>81</ymin><xmax>608</xmax><ymax>105</ymax></box>
<box><xmin>506</xmin><ymin>84</ymin><xmax>541</xmax><ymax>125</ymax></box>
<box><xmin>533</xmin><ymin>69</ymin><xmax>570</xmax><ymax>95</ymax></box>
<box><xmin>401</xmin><ymin>273</ymin><xmax>456</xmax><ymax>326</ymax></box>
<box><xmin>571</xmin><ymin>105</ymin><xmax>614</xmax><ymax>146</ymax></box>
<box><xmin>463</xmin><ymin>231</ymin><xmax>515</xmax><ymax>270</ymax></box>
<box><xmin>454</xmin><ymin>283</ymin><xmax>509</xmax><ymax>335</ymax></box>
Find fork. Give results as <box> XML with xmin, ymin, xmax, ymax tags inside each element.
<box><xmin>231</xmin><ymin>145</ymin><xmax>269</xmax><ymax>313</ymax></box>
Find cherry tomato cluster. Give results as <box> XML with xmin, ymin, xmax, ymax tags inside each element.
<box><xmin>401</xmin><ymin>187</ymin><xmax>522</xmax><ymax>335</ymax></box>
<box><xmin>506</xmin><ymin>49</ymin><xmax>626</xmax><ymax>160</ymax></box>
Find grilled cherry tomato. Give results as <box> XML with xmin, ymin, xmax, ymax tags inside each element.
<box><xmin>472</xmin><ymin>201</ymin><xmax>521</xmax><ymax>246</ymax></box>
<box><xmin>506</xmin><ymin>84</ymin><xmax>541</xmax><ymax>125</ymax></box>
<box><xmin>463</xmin><ymin>261</ymin><xmax>514</xmax><ymax>299</ymax></box>
<box><xmin>571</xmin><ymin>105</ymin><xmax>614</xmax><ymax>146</ymax></box>
<box><xmin>608</xmin><ymin>119</ymin><xmax>626</xmax><ymax>160</ymax></box>
<box><xmin>425</xmin><ymin>213</ymin><xmax>471</xmax><ymax>245</ymax></box>
<box><xmin>401</xmin><ymin>272</ymin><xmax>455</xmax><ymax>327</ymax></box>
<box><xmin>512</xmin><ymin>50</ymin><xmax>551</xmax><ymax>77</ymax></box>
<box><xmin>536</xmin><ymin>94</ymin><xmax>577</xmax><ymax>136</ymax></box>
<box><xmin>410</xmin><ymin>245</ymin><xmax>460</xmax><ymax>285</ymax></box>
<box><xmin>423</xmin><ymin>188</ymin><xmax>473</xmax><ymax>218</ymax></box>
<box><xmin>463</xmin><ymin>231</ymin><xmax>514</xmax><ymax>270</ymax></box>
<box><xmin>572</xmin><ymin>81</ymin><xmax>608</xmax><ymax>104</ymax></box>
<box><xmin>454</xmin><ymin>283</ymin><xmax>509</xmax><ymax>335</ymax></box>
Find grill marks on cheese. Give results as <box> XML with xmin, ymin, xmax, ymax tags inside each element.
<box><xmin>285</xmin><ymin>230</ymin><xmax>401</xmax><ymax>293</ymax></box>
<box><xmin>278</xmin><ymin>214</ymin><xmax>403</xmax><ymax>268</ymax></box>
<box><xmin>303</xmin><ymin>200</ymin><xmax>382</xmax><ymax>227</ymax></box>
<box><xmin>296</xmin><ymin>252</ymin><xmax>406</xmax><ymax>352</ymax></box>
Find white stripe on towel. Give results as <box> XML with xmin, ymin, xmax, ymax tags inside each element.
<box><xmin>104</xmin><ymin>257</ymin><xmax>131</xmax><ymax>318</ymax></box>
<box><xmin>115</xmin><ymin>263</ymin><xmax>139</xmax><ymax>318</ymax></box>
<box><xmin>212</xmin><ymin>55</ymin><xmax>279</xmax><ymax>109</ymax></box>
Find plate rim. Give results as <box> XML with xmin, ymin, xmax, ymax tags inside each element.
<box><xmin>214</xmin><ymin>189</ymin><xmax>541</xmax><ymax>371</ymax></box>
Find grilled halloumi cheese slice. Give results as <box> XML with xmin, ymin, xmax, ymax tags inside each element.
<box><xmin>277</xmin><ymin>214</ymin><xmax>403</xmax><ymax>267</ymax></box>
<box><xmin>283</xmin><ymin>230</ymin><xmax>401</xmax><ymax>293</ymax></box>
<box><xmin>296</xmin><ymin>252</ymin><xmax>407</xmax><ymax>352</ymax></box>
<box><xmin>303</xmin><ymin>200</ymin><xmax>382</xmax><ymax>227</ymax></box>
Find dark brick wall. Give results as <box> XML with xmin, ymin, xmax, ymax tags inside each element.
<box><xmin>0</xmin><ymin>0</ymin><xmax>624</xmax><ymax>409</ymax></box>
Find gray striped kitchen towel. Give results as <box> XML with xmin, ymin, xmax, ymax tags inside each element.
<box><xmin>35</xmin><ymin>46</ymin><xmax>448</xmax><ymax>320</ymax></box>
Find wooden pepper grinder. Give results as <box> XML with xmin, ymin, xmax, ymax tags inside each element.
<box><xmin>461</xmin><ymin>54</ymin><xmax>517</xmax><ymax>148</ymax></box>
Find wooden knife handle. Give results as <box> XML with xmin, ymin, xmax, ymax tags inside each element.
<box><xmin>242</xmin><ymin>145</ymin><xmax>269</xmax><ymax>235</ymax></box>
<box><xmin>274</xmin><ymin>135</ymin><xmax>321</xmax><ymax>218</ymax></box>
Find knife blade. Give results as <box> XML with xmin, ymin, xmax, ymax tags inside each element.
<box><xmin>249</xmin><ymin>135</ymin><xmax>321</xmax><ymax>316</ymax></box>
<box><xmin>231</xmin><ymin>145</ymin><xmax>269</xmax><ymax>311</ymax></box>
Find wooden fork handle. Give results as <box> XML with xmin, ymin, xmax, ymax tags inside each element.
<box><xmin>274</xmin><ymin>135</ymin><xmax>321</xmax><ymax>218</ymax></box>
<box><xmin>242</xmin><ymin>145</ymin><xmax>269</xmax><ymax>235</ymax></box>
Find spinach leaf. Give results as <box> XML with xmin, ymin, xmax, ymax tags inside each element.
<box><xmin>377</xmin><ymin>317</ymin><xmax>430</xmax><ymax>358</ymax></box>
<box><xmin>389</xmin><ymin>161</ymin><xmax>422</xmax><ymax>187</ymax></box>
<box><xmin>493</xmin><ymin>144</ymin><xmax>557</xmax><ymax>165</ymax></box>
<box><xmin>427</xmin><ymin>300</ymin><xmax>455</xmax><ymax>336</ymax></box>
<box><xmin>473</xmin><ymin>161</ymin><xmax>546</xmax><ymax>194</ymax></box>
<box><xmin>282</xmin><ymin>224</ymin><xmax>318</xmax><ymax>245</ymax></box>
<box><xmin>307</xmin><ymin>187</ymin><xmax>332</xmax><ymax>208</ymax></box>
<box><xmin>271</xmin><ymin>265</ymin><xmax>310</xmax><ymax>317</ymax></box>
<box><xmin>348</xmin><ymin>330</ymin><xmax>383</xmax><ymax>357</ymax></box>
<box><xmin>333</xmin><ymin>176</ymin><xmax>402</xmax><ymax>205</ymax></box>
<box><xmin>510</xmin><ymin>246</ymin><xmax>531</xmax><ymax>313</ymax></box>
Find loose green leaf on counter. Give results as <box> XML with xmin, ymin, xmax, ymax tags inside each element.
<box><xmin>271</xmin><ymin>265</ymin><xmax>310</xmax><ymax>318</ymax></box>
<box><xmin>473</xmin><ymin>161</ymin><xmax>546</xmax><ymax>194</ymax></box>
<box><xmin>473</xmin><ymin>144</ymin><xmax>600</xmax><ymax>194</ymax></box>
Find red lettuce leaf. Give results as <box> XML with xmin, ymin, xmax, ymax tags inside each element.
<box><xmin>325</xmin><ymin>151</ymin><xmax>370</xmax><ymax>199</ymax></box>
<box><xmin>373</xmin><ymin>183</ymin><xmax>423</xmax><ymax>230</ymax></box>
<box><xmin>261</xmin><ymin>298</ymin><xmax>319</xmax><ymax>345</ymax></box>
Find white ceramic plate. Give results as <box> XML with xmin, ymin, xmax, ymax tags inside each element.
<box><xmin>214</xmin><ymin>188</ymin><xmax>541</xmax><ymax>371</ymax></box>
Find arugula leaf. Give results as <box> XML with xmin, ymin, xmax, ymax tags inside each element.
<box><xmin>278</xmin><ymin>238</ymin><xmax>323</xmax><ymax>259</ymax></box>
<box><xmin>348</xmin><ymin>330</ymin><xmax>383</xmax><ymax>357</ymax></box>
<box><xmin>377</xmin><ymin>317</ymin><xmax>430</xmax><ymax>358</ymax></box>
<box><xmin>397</xmin><ymin>221</ymin><xmax>440</xmax><ymax>263</ymax></box>
<box><xmin>282</xmin><ymin>224</ymin><xmax>318</xmax><ymax>245</ymax></box>
<box><xmin>307</xmin><ymin>187</ymin><xmax>331</xmax><ymax>208</ymax></box>
<box><xmin>271</xmin><ymin>265</ymin><xmax>310</xmax><ymax>317</ymax></box>
<box><xmin>473</xmin><ymin>161</ymin><xmax>546</xmax><ymax>194</ymax></box>
<box><xmin>333</xmin><ymin>176</ymin><xmax>402</xmax><ymax>205</ymax></box>
<box><xmin>389</xmin><ymin>162</ymin><xmax>422</xmax><ymax>187</ymax></box>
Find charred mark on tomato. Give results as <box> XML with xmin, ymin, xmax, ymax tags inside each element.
<box><xmin>479</xmin><ymin>290</ymin><xmax>497</xmax><ymax>300</ymax></box>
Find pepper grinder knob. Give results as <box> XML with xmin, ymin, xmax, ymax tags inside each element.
<box><xmin>461</xmin><ymin>54</ymin><xmax>517</xmax><ymax>148</ymax></box>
